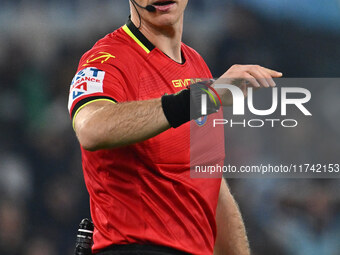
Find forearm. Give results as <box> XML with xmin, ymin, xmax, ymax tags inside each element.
<box><xmin>214</xmin><ymin>179</ymin><xmax>250</xmax><ymax>255</ymax></box>
<box><xmin>74</xmin><ymin>98</ymin><xmax>170</xmax><ymax>151</ymax></box>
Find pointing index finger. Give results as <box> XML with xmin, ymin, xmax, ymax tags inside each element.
<box><xmin>262</xmin><ymin>67</ymin><xmax>283</xmax><ymax>78</ymax></box>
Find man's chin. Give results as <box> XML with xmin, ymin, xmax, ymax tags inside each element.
<box><xmin>151</xmin><ymin>14</ymin><xmax>181</xmax><ymax>28</ymax></box>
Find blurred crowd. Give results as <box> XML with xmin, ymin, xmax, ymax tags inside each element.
<box><xmin>0</xmin><ymin>1</ymin><xmax>340</xmax><ymax>254</ymax></box>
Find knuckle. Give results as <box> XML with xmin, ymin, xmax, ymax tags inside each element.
<box><xmin>232</xmin><ymin>64</ymin><xmax>240</xmax><ymax>68</ymax></box>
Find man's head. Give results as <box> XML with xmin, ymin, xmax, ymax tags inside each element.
<box><xmin>130</xmin><ymin>0</ymin><xmax>188</xmax><ymax>29</ymax></box>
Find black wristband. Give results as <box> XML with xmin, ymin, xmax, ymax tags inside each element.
<box><xmin>161</xmin><ymin>89</ymin><xmax>190</xmax><ymax>128</ymax></box>
<box><xmin>161</xmin><ymin>80</ymin><xmax>220</xmax><ymax>128</ymax></box>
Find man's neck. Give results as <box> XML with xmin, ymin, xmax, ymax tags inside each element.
<box><xmin>131</xmin><ymin>16</ymin><xmax>184</xmax><ymax>63</ymax></box>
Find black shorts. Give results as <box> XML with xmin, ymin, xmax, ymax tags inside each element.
<box><xmin>95</xmin><ymin>244</ymin><xmax>191</xmax><ymax>255</ymax></box>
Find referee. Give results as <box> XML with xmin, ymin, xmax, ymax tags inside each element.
<box><xmin>68</xmin><ymin>1</ymin><xmax>282</xmax><ymax>254</ymax></box>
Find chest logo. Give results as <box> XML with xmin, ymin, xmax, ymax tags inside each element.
<box><xmin>172</xmin><ymin>78</ymin><xmax>202</xmax><ymax>88</ymax></box>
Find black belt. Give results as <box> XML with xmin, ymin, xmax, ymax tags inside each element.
<box><xmin>95</xmin><ymin>244</ymin><xmax>191</xmax><ymax>255</ymax></box>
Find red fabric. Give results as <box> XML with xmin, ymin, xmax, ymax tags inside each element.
<box><xmin>68</xmin><ymin>24</ymin><xmax>225</xmax><ymax>255</ymax></box>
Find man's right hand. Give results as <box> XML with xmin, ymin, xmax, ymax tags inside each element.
<box><xmin>212</xmin><ymin>64</ymin><xmax>283</xmax><ymax>106</ymax></box>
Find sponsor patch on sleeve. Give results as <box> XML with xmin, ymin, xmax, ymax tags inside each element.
<box><xmin>68</xmin><ymin>67</ymin><xmax>105</xmax><ymax>111</ymax></box>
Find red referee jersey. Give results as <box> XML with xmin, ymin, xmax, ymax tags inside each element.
<box><xmin>68</xmin><ymin>19</ymin><xmax>225</xmax><ymax>254</ymax></box>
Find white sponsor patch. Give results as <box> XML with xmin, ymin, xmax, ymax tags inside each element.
<box><xmin>68</xmin><ymin>67</ymin><xmax>105</xmax><ymax>111</ymax></box>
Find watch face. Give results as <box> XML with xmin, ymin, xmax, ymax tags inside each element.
<box><xmin>195</xmin><ymin>115</ymin><xmax>208</xmax><ymax>126</ymax></box>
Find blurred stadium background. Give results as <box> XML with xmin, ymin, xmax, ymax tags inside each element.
<box><xmin>1</xmin><ymin>0</ymin><xmax>340</xmax><ymax>254</ymax></box>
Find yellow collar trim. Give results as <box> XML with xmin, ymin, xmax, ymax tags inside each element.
<box><xmin>122</xmin><ymin>25</ymin><xmax>151</xmax><ymax>54</ymax></box>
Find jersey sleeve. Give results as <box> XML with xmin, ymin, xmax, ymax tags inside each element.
<box><xmin>67</xmin><ymin>50</ymin><xmax>128</xmax><ymax>123</ymax></box>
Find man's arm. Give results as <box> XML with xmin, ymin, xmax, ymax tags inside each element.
<box><xmin>74</xmin><ymin>65</ymin><xmax>282</xmax><ymax>151</ymax></box>
<box><xmin>214</xmin><ymin>179</ymin><xmax>250</xmax><ymax>255</ymax></box>
<box><xmin>74</xmin><ymin>98</ymin><xmax>170</xmax><ymax>151</ymax></box>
